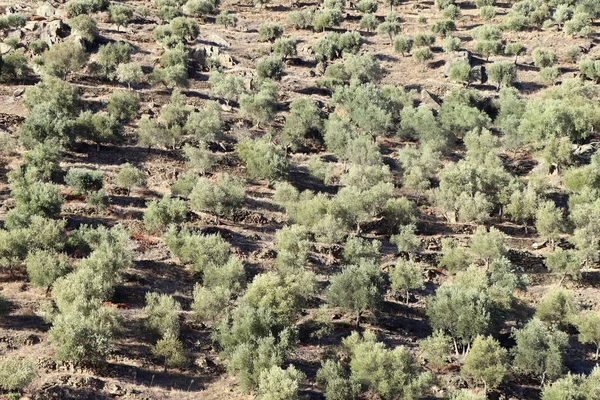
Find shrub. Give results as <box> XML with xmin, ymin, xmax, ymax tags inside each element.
<box><xmin>532</xmin><ymin>48</ymin><xmax>557</xmax><ymax>68</ymax></box>
<box><xmin>288</xmin><ymin>9</ymin><xmax>314</xmax><ymax>29</ymax></box>
<box><xmin>411</xmin><ymin>46</ymin><xmax>434</xmax><ymax>65</ymax></box>
<box><xmin>116</xmin><ymin>163</ymin><xmax>146</xmax><ymax>195</ymax></box>
<box><xmin>357</xmin><ymin>0</ymin><xmax>377</xmax><ymax>13</ymax></box>
<box><xmin>360</xmin><ymin>13</ymin><xmax>378</xmax><ymax>32</ymax></box>
<box><xmin>216</xmin><ymin>11</ymin><xmax>237</xmax><ymax>28</ymax></box>
<box><xmin>239</xmin><ymin>83</ymin><xmax>278</xmax><ymax>127</ymax></box>
<box><xmin>69</xmin><ymin>14</ymin><xmax>98</xmax><ymax>42</ymax></box>
<box><xmin>74</xmin><ymin>111</ymin><xmax>124</xmax><ymax>150</ymax></box>
<box><xmin>237</xmin><ymin>136</ymin><xmax>289</xmax><ymax>182</ymax></box>
<box><xmin>189</xmin><ymin>173</ymin><xmax>245</xmax><ymax>218</ymax></box>
<box><xmin>504</xmin><ymin>42</ymin><xmax>525</xmax><ymax>63</ymax></box>
<box><xmin>281</xmin><ymin>97</ymin><xmax>323</xmax><ymax>151</ymax></box>
<box><xmin>256</xmin><ymin>56</ymin><xmax>285</xmax><ymax>81</ymax></box>
<box><xmin>0</xmin><ymin>357</ymin><xmax>36</xmax><ymax>391</ymax></box>
<box><xmin>26</xmin><ymin>249</ymin><xmax>70</xmax><ymax>291</ymax></box>
<box><xmin>143</xmin><ymin>292</ymin><xmax>181</xmax><ymax>338</ymax></box>
<box><xmin>65</xmin><ymin>168</ymin><xmax>103</xmax><ymax>194</ymax></box>
<box><xmin>378</xmin><ymin>11</ymin><xmax>402</xmax><ymax>41</ymax></box>
<box><xmin>480</xmin><ymin>6</ymin><xmax>496</xmax><ymax>20</ymax></box>
<box><xmin>258</xmin><ymin>365</ymin><xmax>305</xmax><ymax>400</ymax></box>
<box><xmin>431</xmin><ymin>19</ymin><xmax>456</xmax><ymax>37</ymax></box>
<box><xmin>539</xmin><ymin>66</ymin><xmax>560</xmax><ymax>84</ymax></box>
<box><xmin>273</xmin><ymin>37</ymin><xmax>297</xmax><ymax>59</ymax></box>
<box><xmin>443</xmin><ymin>35</ymin><xmax>461</xmax><ymax>53</ymax></box>
<box><xmin>209</xmin><ymin>71</ymin><xmax>245</xmax><ymax>105</ymax></box>
<box><xmin>565</xmin><ymin>47</ymin><xmax>581</xmax><ymax>64</ymax></box>
<box><xmin>413</xmin><ymin>32</ymin><xmax>435</xmax><ymax>47</ymax></box>
<box><xmin>108</xmin><ymin>91</ymin><xmax>140</xmax><ymax>122</ymax></box>
<box><xmin>86</xmin><ymin>189</ymin><xmax>109</xmax><ymax>212</ymax></box>
<box><xmin>11</xmin><ymin>181</ymin><xmax>63</xmax><ymax>219</ymax></box>
<box><xmin>66</xmin><ymin>0</ymin><xmax>109</xmax><ymax>17</ymax></box>
<box><xmin>97</xmin><ymin>41</ymin><xmax>132</xmax><ymax>79</ymax></box>
<box><xmin>312</xmin><ymin>9</ymin><xmax>343</xmax><ymax>32</ymax></box>
<box><xmin>258</xmin><ymin>22</ymin><xmax>284</xmax><ymax>42</ymax></box>
<box><xmin>28</xmin><ymin>40</ymin><xmax>48</xmax><ymax>55</ymax></box>
<box><xmin>116</xmin><ymin>62</ymin><xmax>144</xmax><ymax>88</ymax></box>
<box><xmin>448</xmin><ymin>59</ymin><xmax>472</xmax><ymax>85</ymax></box>
<box><xmin>394</xmin><ymin>35</ymin><xmax>413</xmax><ymax>55</ymax></box>
<box><xmin>0</xmin><ymin>49</ymin><xmax>31</xmax><ymax>81</ymax></box>
<box><xmin>487</xmin><ymin>61</ymin><xmax>516</xmax><ymax>88</ymax></box>
<box><xmin>109</xmin><ymin>4</ymin><xmax>133</xmax><ymax>30</ymax></box>
<box><xmin>40</xmin><ymin>40</ymin><xmax>88</xmax><ymax>79</ymax></box>
<box><xmin>184</xmin><ymin>0</ymin><xmax>217</xmax><ymax>16</ymax></box>
<box><xmin>144</xmin><ymin>195</ymin><xmax>187</xmax><ymax>232</ymax></box>
<box><xmin>22</xmin><ymin>76</ymin><xmax>80</xmax><ymax>116</ymax></box>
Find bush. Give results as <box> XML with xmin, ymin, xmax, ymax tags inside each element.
<box><xmin>431</xmin><ymin>19</ymin><xmax>456</xmax><ymax>37</ymax></box>
<box><xmin>11</xmin><ymin>181</ymin><xmax>63</xmax><ymax>219</ymax></box>
<box><xmin>143</xmin><ymin>292</ymin><xmax>181</xmax><ymax>338</ymax></box>
<box><xmin>258</xmin><ymin>365</ymin><xmax>305</xmax><ymax>400</ymax></box>
<box><xmin>448</xmin><ymin>59</ymin><xmax>472</xmax><ymax>85</ymax></box>
<box><xmin>97</xmin><ymin>41</ymin><xmax>131</xmax><ymax>79</ymax></box>
<box><xmin>184</xmin><ymin>0</ymin><xmax>217</xmax><ymax>16</ymax></box>
<box><xmin>359</xmin><ymin>13</ymin><xmax>378</xmax><ymax>32</ymax></box>
<box><xmin>144</xmin><ymin>195</ymin><xmax>187</xmax><ymax>232</ymax></box>
<box><xmin>378</xmin><ymin>11</ymin><xmax>402</xmax><ymax>41</ymax></box>
<box><xmin>532</xmin><ymin>48</ymin><xmax>557</xmax><ymax>68</ymax></box>
<box><xmin>480</xmin><ymin>6</ymin><xmax>496</xmax><ymax>20</ymax></box>
<box><xmin>443</xmin><ymin>35</ymin><xmax>461</xmax><ymax>53</ymax></box>
<box><xmin>394</xmin><ymin>35</ymin><xmax>413</xmax><ymax>55</ymax></box>
<box><xmin>0</xmin><ymin>49</ymin><xmax>31</xmax><ymax>81</ymax></box>
<box><xmin>189</xmin><ymin>173</ymin><xmax>245</xmax><ymax>218</ymax></box>
<box><xmin>357</xmin><ymin>0</ymin><xmax>377</xmax><ymax>13</ymax></box>
<box><xmin>107</xmin><ymin>91</ymin><xmax>140</xmax><ymax>122</ymax></box>
<box><xmin>26</xmin><ymin>249</ymin><xmax>70</xmax><ymax>291</ymax></box>
<box><xmin>411</xmin><ymin>46</ymin><xmax>433</xmax><ymax>65</ymax></box>
<box><xmin>116</xmin><ymin>163</ymin><xmax>146</xmax><ymax>195</ymax></box>
<box><xmin>0</xmin><ymin>357</ymin><xmax>36</xmax><ymax>391</ymax></box>
<box><xmin>288</xmin><ymin>9</ymin><xmax>314</xmax><ymax>29</ymax></box>
<box><xmin>256</xmin><ymin>56</ymin><xmax>285</xmax><ymax>81</ymax></box>
<box><xmin>209</xmin><ymin>71</ymin><xmax>245</xmax><ymax>105</ymax></box>
<box><xmin>312</xmin><ymin>9</ymin><xmax>343</xmax><ymax>32</ymax></box>
<box><xmin>116</xmin><ymin>62</ymin><xmax>144</xmax><ymax>88</ymax></box>
<box><xmin>69</xmin><ymin>14</ymin><xmax>98</xmax><ymax>42</ymax></box>
<box><xmin>239</xmin><ymin>83</ymin><xmax>278</xmax><ymax>127</ymax></box>
<box><xmin>281</xmin><ymin>97</ymin><xmax>323</xmax><ymax>151</ymax></box>
<box><xmin>273</xmin><ymin>37</ymin><xmax>297</xmax><ymax>59</ymax></box>
<box><xmin>539</xmin><ymin>66</ymin><xmax>560</xmax><ymax>83</ymax></box>
<box><xmin>109</xmin><ymin>4</ymin><xmax>133</xmax><ymax>30</ymax></box>
<box><xmin>66</xmin><ymin>0</ymin><xmax>109</xmax><ymax>17</ymax></box>
<box><xmin>74</xmin><ymin>111</ymin><xmax>124</xmax><ymax>149</ymax></box>
<box><xmin>40</xmin><ymin>40</ymin><xmax>88</xmax><ymax>79</ymax></box>
<box><xmin>413</xmin><ymin>32</ymin><xmax>435</xmax><ymax>47</ymax></box>
<box><xmin>237</xmin><ymin>136</ymin><xmax>289</xmax><ymax>182</ymax></box>
<box><xmin>22</xmin><ymin>76</ymin><xmax>80</xmax><ymax>116</ymax></box>
<box><xmin>258</xmin><ymin>22</ymin><xmax>284</xmax><ymax>42</ymax></box>
<box><xmin>65</xmin><ymin>168</ymin><xmax>103</xmax><ymax>194</ymax></box>
<box><xmin>216</xmin><ymin>11</ymin><xmax>237</xmax><ymax>28</ymax></box>
<box><xmin>86</xmin><ymin>189</ymin><xmax>109</xmax><ymax>212</ymax></box>
<box><xmin>487</xmin><ymin>61</ymin><xmax>516</xmax><ymax>88</ymax></box>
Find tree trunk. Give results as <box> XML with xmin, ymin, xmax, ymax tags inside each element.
<box><xmin>541</xmin><ymin>371</ymin><xmax>546</xmax><ymax>387</ymax></box>
<box><xmin>355</xmin><ymin>312</ymin><xmax>361</xmax><ymax>327</ymax></box>
<box><xmin>559</xmin><ymin>273</ymin><xmax>566</xmax><ymax>286</ymax></box>
<box><xmin>406</xmin><ymin>289</ymin><xmax>409</xmax><ymax>305</ymax></box>
<box><xmin>595</xmin><ymin>344</ymin><xmax>599</xmax><ymax>360</ymax></box>
<box><xmin>452</xmin><ymin>338</ymin><xmax>459</xmax><ymax>356</ymax></box>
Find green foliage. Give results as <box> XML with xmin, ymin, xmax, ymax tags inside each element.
<box><xmin>153</xmin><ymin>333</ymin><xmax>187</xmax><ymax>370</ymax></box>
<box><xmin>257</xmin><ymin>56</ymin><xmax>285</xmax><ymax>81</ymax></box>
<box><xmin>438</xmin><ymin>238</ymin><xmax>470</xmax><ymax>273</ymax></box>
<box><xmin>144</xmin><ymin>195</ymin><xmax>187</xmax><ymax>232</ymax></box>
<box><xmin>257</xmin><ymin>365</ymin><xmax>305</xmax><ymax>400</ymax></box>
<box><xmin>259</xmin><ymin>22</ymin><xmax>284</xmax><ymax>42</ymax></box>
<box><xmin>273</xmin><ymin>37</ymin><xmax>297</xmax><ymax>59</ymax></box>
<box><xmin>419</xmin><ymin>330</ymin><xmax>452</xmax><ymax>370</ymax></box>
<box><xmin>182</xmin><ymin>144</ymin><xmax>216</xmax><ymax>174</ymax></box>
<box><xmin>312</xmin><ymin>9</ymin><xmax>343</xmax><ymax>32</ymax></box>
<box><xmin>75</xmin><ymin>111</ymin><xmax>124</xmax><ymax>149</ymax></box>
<box><xmin>216</xmin><ymin>11</ymin><xmax>237</xmax><ymax>28</ymax></box>
<box><xmin>326</xmin><ymin>261</ymin><xmax>384</xmax><ymax>324</ymax></box>
<box><xmin>579</xmin><ymin>57</ymin><xmax>600</xmax><ymax>82</ymax></box>
<box><xmin>308</xmin><ymin>156</ymin><xmax>335</xmax><ymax>185</ymax></box>
<box><xmin>108</xmin><ymin>91</ymin><xmax>140</xmax><ymax>122</ymax></box>
<box><xmin>115</xmin><ymin>163</ymin><xmax>146</xmax><ymax>195</ymax></box>
<box><xmin>189</xmin><ymin>173</ymin><xmax>245</xmax><ymax>218</ymax></box>
<box><xmin>39</xmin><ymin>39</ymin><xmax>88</xmax><ymax>79</ymax></box>
<box><xmin>443</xmin><ymin>35</ymin><xmax>461</xmax><ymax>53</ymax></box>
<box><xmin>143</xmin><ymin>292</ymin><xmax>182</xmax><ymax>338</ymax></box>
<box><xmin>574</xmin><ymin>311</ymin><xmax>600</xmax><ymax>360</ymax></box>
<box><xmin>448</xmin><ymin>59</ymin><xmax>472</xmax><ymax>85</ymax></box>
<box><xmin>0</xmin><ymin>357</ymin><xmax>36</xmax><ymax>391</ymax></box>
<box><xmin>192</xmin><ymin>284</ymin><xmax>231</xmax><ymax>322</ymax></box>
<box><xmin>237</xmin><ymin>136</ymin><xmax>288</xmax><ymax>181</ymax></box>
<box><xmin>343</xmin><ymin>330</ymin><xmax>434</xmax><ymax>399</ymax></box>
<box><xmin>49</xmin><ymin>305</ymin><xmax>120</xmax><ymax>364</ymax></box>
<box><xmin>69</xmin><ymin>14</ymin><xmax>98</xmax><ymax>42</ymax></box>
<box><xmin>535</xmin><ymin>201</ymin><xmax>564</xmax><ymax>245</ymax></box>
<box><xmin>532</xmin><ymin>48</ymin><xmax>557</xmax><ymax>68</ymax></box>
<box><xmin>504</xmin><ymin>42</ymin><xmax>525</xmax><ymax>62</ymax></box>
<box><xmin>0</xmin><ymin>48</ymin><xmax>31</xmax><ymax>81</ymax></box>
<box><xmin>487</xmin><ymin>61</ymin><xmax>516</xmax><ymax>88</ymax></box>
<box><xmin>65</xmin><ymin>168</ymin><xmax>103</xmax><ymax>195</ymax></box>
<box><xmin>288</xmin><ymin>9</ymin><xmax>314</xmax><ymax>29</ymax></box>
<box><xmin>86</xmin><ymin>189</ymin><xmax>109</xmax><ymax>212</ymax></box>
<box><xmin>394</xmin><ymin>35</ymin><xmax>413</xmax><ymax>55</ymax></box>
<box><xmin>431</xmin><ymin>19</ymin><xmax>456</xmax><ymax>37</ymax></box>
<box><xmin>470</xmin><ymin>226</ymin><xmax>507</xmax><ymax>267</ymax></box>
<box><xmin>359</xmin><ymin>13</ymin><xmax>378</xmax><ymax>32</ymax></box>
<box><xmin>546</xmin><ymin>248</ymin><xmax>581</xmax><ymax>282</ymax></box>
<box><xmin>109</xmin><ymin>4</ymin><xmax>133</xmax><ymax>29</ymax></box>
<box><xmin>23</xmin><ymin>76</ymin><xmax>80</xmax><ymax>116</ymax></box>
<box><xmin>462</xmin><ymin>335</ymin><xmax>507</xmax><ymax>391</ymax></box>
<box><xmin>209</xmin><ymin>71</ymin><xmax>245</xmax><ymax>104</ymax></box>
<box><xmin>356</xmin><ymin>0</ymin><xmax>377</xmax><ymax>13</ymax></box>
<box><xmin>281</xmin><ymin>97</ymin><xmax>322</xmax><ymax>151</ymax></box>
<box><xmin>378</xmin><ymin>11</ymin><xmax>402</xmax><ymax>41</ymax></box>
<box><xmin>97</xmin><ymin>41</ymin><xmax>131</xmax><ymax>79</ymax></box>
<box><xmin>535</xmin><ymin>288</ymin><xmax>578</xmax><ymax>328</ymax></box>
<box><xmin>184</xmin><ymin>0</ymin><xmax>219</xmax><ymax>16</ymax></box>
<box><xmin>541</xmin><ymin>367</ymin><xmax>600</xmax><ymax>400</ymax></box>
<box><xmin>411</xmin><ymin>46</ymin><xmax>433</xmax><ymax>65</ymax></box>
<box><xmin>316</xmin><ymin>359</ymin><xmax>360</xmax><ymax>400</ymax></box>
<box><xmin>511</xmin><ymin>318</ymin><xmax>568</xmax><ymax>384</ymax></box>
<box><xmin>342</xmin><ymin>236</ymin><xmax>381</xmax><ymax>265</ymax></box>
<box><xmin>564</xmin><ymin>12</ymin><xmax>593</xmax><ymax>37</ymax></box>
<box><xmin>11</xmin><ymin>180</ymin><xmax>64</xmax><ymax>220</ymax></box>
<box><xmin>66</xmin><ymin>0</ymin><xmax>109</xmax><ymax>17</ymax></box>
<box><xmin>150</xmin><ymin>64</ymin><xmax>189</xmax><ymax>89</ymax></box>
<box><xmin>239</xmin><ymin>83</ymin><xmax>278</xmax><ymax>127</ymax></box>
<box><xmin>480</xmin><ymin>6</ymin><xmax>496</xmax><ymax>20</ymax></box>
<box><xmin>18</xmin><ymin>103</ymin><xmax>74</xmax><ymax>149</ymax></box>
<box><xmin>390</xmin><ymin>258</ymin><xmax>424</xmax><ymax>304</ymax></box>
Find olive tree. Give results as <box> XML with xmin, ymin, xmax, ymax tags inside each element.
<box><xmin>115</xmin><ymin>163</ymin><xmax>146</xmax><ymax>196</ymax></box>
<box><xmin>0</xmin><ymin>357</ymin><xmax>36</xmax><ymax>391</ymax></box>
<box><xmin>237</xmin><ymin>136</ymin><xmax>289</xmax><ymax>182</ymax></box>
<box><xmin>40</xmin><ymin>39</ymin><xmax>88</xmax><ymax>79</ymax></box>
<box><xmin>143</xmin><ymin>292</ymin><xmax>182</xmax><ymax>338</ymax></box>
<box><xmin>144</xmin><ymin>195</ymin><xmax>187</xmax><ymax>232</ymax></box>
<box><xmin>390</xmin><ymin>258</ymin><xmax>424</xmax><ymax>304</ymax></box>
<box><xmin>575</xmin><ymin>311</ymin><xmax>600</xmax><ymax>360</ymax></box>
<box><xmin>461</xmin><ymin>335</ymin><xmax>508</xmax><ymax>393</ymax></box>
<box><xmin>189</xmin><ymin>173</ymin><xmax>246</xmax><ymax>221</ymax></box>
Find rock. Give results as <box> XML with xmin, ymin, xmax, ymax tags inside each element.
<box><xmin>420</xmin><ymin>89</ymin><xmax>441</xmax><ymax>110</ymax></box>
<box><xmin>208</xmin><ymin>33</ymin><xmax>230</xmax><ymax>47</ymax></box>
<box><xmin>220</xmin><ymin>104</ymin><xmax>232</xmax><ymax>112</ymax></box>
<box><xmin>573</xmin><ymin>143</ymin><xmax>595</xmax><ymax>157</ymax></box>
<box><xmin>219</xmin><ymin>54</ymin><xmax>236</xmax><ymax>68</ymax></box>
<box><xmin>532</xmin><ymin>241</ymin><xmax>547</xmax><ymax>250</ymax></box>
<box><xmin>40</xmin><ymin>20</ymin><xmax>70</xmax><ymax>46</ymax></box>
<box><xmin>106</xmin><ymin>383</ymin><xmax>124</xmax><ymax>396</ymax></box>
<box><xmin>25</xmin><ymin>21</ymin><xmax>40</xmax><ymax>31</ymax></box>
<box><xmin>470</xmin><ymin>65</ymin><xmax>487</xmax><ymax>84</ymax></box>
<box><xmin>36</xmin><ymin>2</ymin><xmax>57</xmax><ymax>18</ymax></box>
<box><xmin>0</xmin><ymin>43</ymin><xmax>12</xmax><ymax>55</ymax></box>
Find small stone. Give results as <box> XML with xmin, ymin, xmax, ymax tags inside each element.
<box><xmin>532</xmin><ymin>241</ymin><xmax>547</xmax><ymax>250</ymax></box>
<box><xmin>36</xmin><ymin>2</ymin><xmax>57</xmax><ymax>18</ymax></box>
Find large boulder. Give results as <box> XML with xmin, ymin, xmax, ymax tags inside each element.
<box><xmin>40</xmin><ymin>20</ymin><xmax>71</xmax><ymax>46</ymax></box>
<box><xmin>36</xmin><ymin>2</ymin><xmax>57</xmax><ymax>18</ymax></box>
